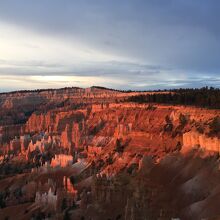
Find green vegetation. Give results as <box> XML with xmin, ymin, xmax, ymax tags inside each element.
<box><xmin>127</xmin><ymin>87</ymin><xmax>220</xmax><ymax>109</ymax></box>
<box><xmin>164</xmin><ymin>115</ymin><xmax>173</xmax><ymax>132</ymax></box>
<box><xmin>115</xmin><ymin>139</ymin><xmax>124</xmax><ymax>153</ymax></box>
<box><xmin>209</xmin><ymin>116</ymin><xmax>220</xmax><ymax>134</ymax></box>
<box><xmin>179</xmin><ymin>113</ymin><xmax>188</xmax><ymax>127</ymax></box>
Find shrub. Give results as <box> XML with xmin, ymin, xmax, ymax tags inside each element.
<box><xmin>164</xmin><ymin>115</ymin><xmax>173</xmax><ymax>132</ymax></box>
<box><xmin>146</xmin><ymin>104</ymin><xmax>157</xmax><ymax>110</ymax></box>
<box><xmin>209</xmin><ymin>116</ymin><xmax>220</xmax><ymax>134</ymax></box>
<box><xmin>115</xmin><ymin>139</ymin><xmax>124</xmax><ymax>153</ymax></box>
<box><xmin>179</xmin><ymin>114</ymin><xmax>187</xmax><ymax>127</ymax></box>
<box><xmin>197</xmin><ymin>126</ymin><xmax>204</xmax><ymax>134</ymax></box>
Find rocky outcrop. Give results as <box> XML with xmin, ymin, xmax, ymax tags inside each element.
<box><xmin>50</xmin><ymin>154</ymin><xmax>73</xmax><ymax>168</ymax></box>
<box><xmin>63</xmin><ymin>176</ymin><xmax>77</xmax><ymax>194</ymax></box>
<box><xmin>35</xmin><ymin>188</ymin><xmax>58</xmax><ymax>211</ymax></box>
<box><xmin>25</xmin><ymin>110</ymin><xmax>85</xmax><ymax>134</ymax></box>
<box><xmin>183</xmin><ymin>131</ymin><xmax>220</xmax><ymax>153</ymax></box>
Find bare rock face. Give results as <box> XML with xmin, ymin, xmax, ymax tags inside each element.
<box><xmin>60</xmin><ymin>125</ymin><xmax>72</xmax><ymax>151</ymax></box>
<box><xmin>51</xmin><ymin>154</ymin><xmax>73</xmax><ymax>167</ymax></box>
<box><xmin>183</xmin><ymin>131</ymin><xmax>220</xmax><ymax>153</ymax></box>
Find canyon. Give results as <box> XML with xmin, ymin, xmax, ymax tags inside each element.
<box><xmin>0</xmin><ymin>87</ymin><xmax>220</xmax><ymax>220</ymax></box>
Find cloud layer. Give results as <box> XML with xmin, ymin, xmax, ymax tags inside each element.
<box><xmin>0</xmin><ymin>0</ymin><xmax>220</xmax><ymax>91</ymax></box>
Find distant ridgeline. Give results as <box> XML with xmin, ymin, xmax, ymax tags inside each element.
<box><xmin>127</xmin><ymin>87</ymin><xmax>220</xmax><ymax>109</ymax></box>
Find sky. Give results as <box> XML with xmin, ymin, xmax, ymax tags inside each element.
<box><xmin>0</xmin><ymin>0</ymin><xmax>220</xmax><ymax>91</ymax></box>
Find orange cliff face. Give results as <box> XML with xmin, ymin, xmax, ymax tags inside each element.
<box><xmin>50</xmin><ymin>154</ymin><xmax>73</xmax><ymax>168</ymax></box>
<box><xmin>4</xmin><ymin>98</ymin><xmax>220</xmax><ymax>163</ymax></box>
<box><xmin>182</xmin><ymin>131</ymin><xmax>220</xmax><ymax>153</ymax></box>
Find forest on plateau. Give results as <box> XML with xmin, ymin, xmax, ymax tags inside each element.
<box><xmin>127</xmin><ymin>87</ymin><xmax>220</xmax><ymax>109</ymax></box>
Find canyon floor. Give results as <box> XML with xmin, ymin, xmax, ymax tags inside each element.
<box><xmin>0</xmin><ymin>87</ymin><xmax>220</xmax><ymax>220</ymax></box>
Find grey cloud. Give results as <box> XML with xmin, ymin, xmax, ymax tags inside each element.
<box><xmin>0</xmin><ymin>60</ymin><xmax>164</xmax><ymax>77</ymax></box>
<box><xmin>0</xmin><ymin>0</ymin><xmax>220</xmax><ymax>90</ymax></box>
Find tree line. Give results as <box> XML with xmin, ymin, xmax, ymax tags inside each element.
<box><xmin>126</xmin><ymin>87</ymin><xmax>220</xmax><ymax>109</ymax></box>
